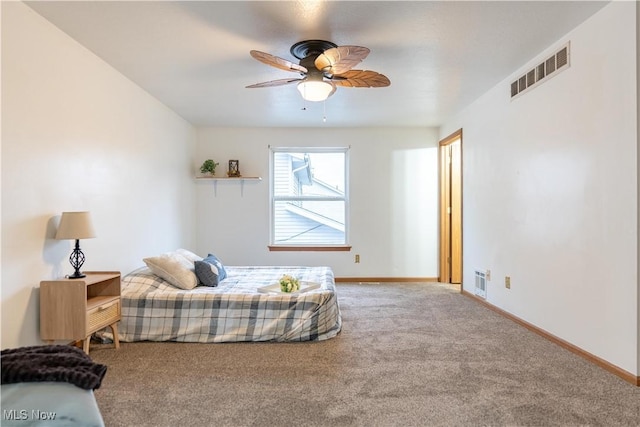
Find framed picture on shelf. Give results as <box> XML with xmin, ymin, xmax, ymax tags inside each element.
<box><xmin>228</xmin><ymin>160</ymin><xmax>241</xmax><ymax>177</ymax></box>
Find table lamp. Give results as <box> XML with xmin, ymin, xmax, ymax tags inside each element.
<box><xmin>56</xmin><ymin>211</ymin><xmax>96</xmax><ymax>279</ymax></box>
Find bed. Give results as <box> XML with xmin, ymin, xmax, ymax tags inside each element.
<box><xmin>1</xmin><ymin>345</ymin><xmax>106</xmax><ymax>427</ymax></box>
<box><xmin>117</xmin><ymin>262</ymin><xmax>342</xmax><ymax>343</ymax></box>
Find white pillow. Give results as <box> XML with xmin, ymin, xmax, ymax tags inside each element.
<box><xmin>176</xmin><ymin>248</ymin><xmax>203</xmax><ymax>262</ymax></box>
<box><xmin>143</xmin><ymin>252</ymin><xmax>198</xmax><ymax>290</ymax></box>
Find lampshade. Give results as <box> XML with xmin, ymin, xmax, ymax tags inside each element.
<box><xmin>297</xmin><ymin>79</ymin><xmax>336</xmax><ymax>102</ymax></box>
<box><xmin>55</xmin><ymin>211</ymin><xmax>96</xmax><ymax>240</ymax></box>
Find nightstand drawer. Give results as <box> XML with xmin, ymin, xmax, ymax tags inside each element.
<box><xmin>87</xmin><ymin>298</ymin><xmax>120</xmax><ymax>332</ymax></box>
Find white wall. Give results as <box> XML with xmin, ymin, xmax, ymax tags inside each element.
<box><xmin>1</xmin><ymin>2</ymin><xmax>197</xmax><ymax>349</ymax></box>
<box><xmin>195</xmin><ymin>127</ymin><xmax>439</xmax><ymax>278</ymax></box>
<box><xmin>441</xmin><ymin>2</ymin><xmax>638</xmax><ymax>375</ymax></box>
<box><xmin>636</xmin><ymin>0</ymin><xmax>640</xmax><ymax>377</ymax></box>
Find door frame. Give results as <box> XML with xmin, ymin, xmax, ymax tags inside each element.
<box><xmin>438</xmin><ymin>129</ymin><xmax>463</xmax><ymax>284</ymax></box>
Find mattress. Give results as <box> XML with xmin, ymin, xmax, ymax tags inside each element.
<box><xmin>118</xmin><ymin>266</ymin><xmax>342</xmax><ymax>342</ymax></box>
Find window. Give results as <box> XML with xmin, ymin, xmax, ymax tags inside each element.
<box><xmin>269</xmin><ymin>147</ymin><xmax>350</xmax><ymax>250</ymax></box>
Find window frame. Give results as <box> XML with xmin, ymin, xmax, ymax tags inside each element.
<box><xmin>268</xmin><ymin>146</ymin><xmax>351</xmax><ymax>251</ymax></box>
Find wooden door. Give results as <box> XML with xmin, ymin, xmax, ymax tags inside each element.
<box><xmin>439</xmin><ymin>130</ymin><xmax>462</xmax><ymax>284</ymax></box>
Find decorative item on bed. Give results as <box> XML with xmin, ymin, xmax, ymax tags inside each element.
<box><xmin>114</xmin><ymin>249</ymin><xmax>342</xmax><ymax>343</ymax></box>
<box><xmin>1</xmin><ymin>345</ymin><xmax>107</xmax><ymax>426</ymax></box>
<box><xmin>278</xmin><ymin>274</ymin><xmax>300</xmax><ymax>293</ymax></box>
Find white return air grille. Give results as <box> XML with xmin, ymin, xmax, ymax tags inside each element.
<box><xmin>510</xmin><ymin>42</ymin><xmax>570</xmax><ymax>99</ymax></box>
<box><xmin>474</xmin><ymin>270</ymin><xmax>487</xmax><ymax>299</ymax></box>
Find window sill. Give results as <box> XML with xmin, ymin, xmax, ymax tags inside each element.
<box><xmin>268</xmin><ymin>246</ymin><xmax>352</xmax><ymax>252</ymax></box>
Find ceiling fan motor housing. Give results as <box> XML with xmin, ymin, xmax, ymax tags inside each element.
<box><xmin>290</xmin><ymin>40</ymin><xmax>337</xmax><ymax>60</ymax></box>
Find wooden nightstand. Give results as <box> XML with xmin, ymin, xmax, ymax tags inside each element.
<box><xmin>40</xmin><ymin>271</ymin><xmax>121</xmax><ymax>354</ymax></box>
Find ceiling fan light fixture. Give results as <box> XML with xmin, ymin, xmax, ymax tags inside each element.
<box><xmin>297</xmin><ymin>79</ymin><xmax>336</xmax><ymax>102</ymax></box>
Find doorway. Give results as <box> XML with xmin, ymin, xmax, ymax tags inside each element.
<box><xmin>439</xmin><ymin>129</ymin><xmax>462</xmax><ymax>284</ymax></box>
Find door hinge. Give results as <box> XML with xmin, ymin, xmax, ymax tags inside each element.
<box><xmin>447</xmin><ymin>206</ymin><xmax>452</xmax><ymax>214</ymax></box>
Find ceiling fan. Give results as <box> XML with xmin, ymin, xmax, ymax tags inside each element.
<box><xmin>246</xmin><ymin>40</ymin><xmax>390</xmax><ymax>102</ymax></box>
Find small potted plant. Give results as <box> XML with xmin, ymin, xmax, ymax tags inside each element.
<box><xmin>200</xmin><ymin>159</ymin><xmax>219</xmax><ymax>176</ymax></box>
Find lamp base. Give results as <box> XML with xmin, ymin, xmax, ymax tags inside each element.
<box><xmin>68</xmin><ymin>239</ymin><xmax>87</xmax><ymax>279</ymax></box>
<box><xmin>68</xmin><ymin>271</ymin><xmax>86</xmax><ymax>279</ymax></box>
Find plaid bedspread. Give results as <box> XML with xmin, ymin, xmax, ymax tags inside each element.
<box><xmin>118</xmin><ymin>266</ymin><xmax>342</xmax><ymax>342</ymax></box>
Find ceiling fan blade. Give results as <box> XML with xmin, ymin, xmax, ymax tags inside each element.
<box><xmin>331</xmin><ymin>70</ymin><xmax>391</xmax><ymax>88</ymax></box>
<box><xmin>246</xmin><ymin>77</ymin><xmax>304</xmax><ymax>88</ymax></box>
<box><xmin>250</xmin><ymin>50</ymin><xmax>308</xmax><ymax>73</ymax></box>
<box><xmin>315</xmin><ymin>46</ymin><xmax>370</xmax><ymax>75</ymax></box>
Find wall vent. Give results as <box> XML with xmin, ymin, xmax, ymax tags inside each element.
<box><xmin>510</xmin><ymin>42</ymin><xmax>570</xmax><ymax>100</ymax></box>
<box><xmin>474</xmin><ymin>270</ymin><xmax>487</xmax><ymax>299</ymax></box>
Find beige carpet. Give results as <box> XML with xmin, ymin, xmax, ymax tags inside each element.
<box><xmin>90</xmin><ymin>282</ymin><xmax>640</xmax><ymax>426</ymax></box>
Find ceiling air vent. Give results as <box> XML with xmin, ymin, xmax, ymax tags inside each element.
<box><xmin>510</xmin><ymin>41</ymin><xmax>570</xmax><ymax>100</ymax></box>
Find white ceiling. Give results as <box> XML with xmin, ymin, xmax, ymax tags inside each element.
<box><xmin>25</xmin><ymin>1</ymin><xmax>608</xmax><ymax>128</ymax></box>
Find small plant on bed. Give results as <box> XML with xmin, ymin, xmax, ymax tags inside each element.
<box><xmin>200</xmin><ymin>159</ymin><xmax>219</xmax><ymax>176</ymax></box>
<box><xmin>279</xmin><ymin>274</ymin><xmax>300</xmax><ymax>293</ymax></box>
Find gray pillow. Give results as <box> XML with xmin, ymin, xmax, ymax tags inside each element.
<box><xmin>206</xmin><ymin>254</ymin><xmax>227</xmax><ymax>280</ymax></box>
<box><xmin>194</xmin><ymin>254</ymin><xmax>226</xmax><ymax>287</ymax></box>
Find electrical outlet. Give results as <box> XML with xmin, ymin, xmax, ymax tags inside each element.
<box><xmin>486</xmin><ymin>270</ymin><xmax>491</xmax><ymax>281</ymax></box>
<box><xmin>355</xmin><ymin>254</ymin><xmax>360</xmax><ymax>263</ymax></box>
<box><xmin>505</xmin><ymin>276</ymin><xmax>511</xmax><ymax>289</ymax></box>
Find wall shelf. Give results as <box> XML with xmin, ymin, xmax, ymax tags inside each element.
<box><xmin>195</xmin><ymin>176</ymin><xmax>262</xmax><ymax>196</ymax></box>
<box><xmin>195</xmin><ymin>176</ymin><xmax>262</xmax><ymax>181</ymax></box>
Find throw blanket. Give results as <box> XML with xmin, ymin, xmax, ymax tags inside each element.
<box><xmin>1</xmin><ymin>345</ymin><xmax>107</xmax><ymax>390</ymax></box>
